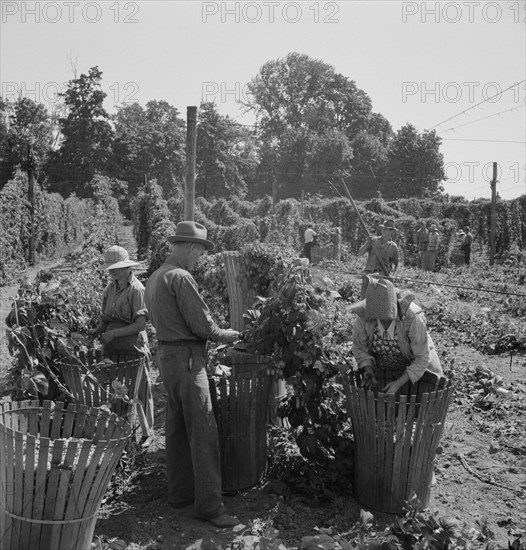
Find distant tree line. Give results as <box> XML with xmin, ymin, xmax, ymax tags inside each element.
<box><xmin>0</xmin><ymin>53</ymin><xmax>446</xmax><ymax>208</ymax></box>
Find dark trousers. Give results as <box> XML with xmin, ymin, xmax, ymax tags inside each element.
<box><xmin>157</xmin><ymin>343</ymin><xmax>225</xmax><ymax>519</ymax></box>
<box><xmin>304</xmin><ymin>241</ymin><xmax>313</xmax><ymax>261</ymax></box>
<box><xmin>463</xmin><ymin>245</ymin><xmax>471</xmax><ymax>265</ymax></box>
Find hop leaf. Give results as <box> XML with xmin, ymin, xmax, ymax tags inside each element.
<box><xmin>111</xmin><ymin>380</ymin><xmax>128</xmax><ymax>396</ymax></box>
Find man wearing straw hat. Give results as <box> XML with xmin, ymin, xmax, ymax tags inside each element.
<box><xmin>145</xmin><ymin>221</ymin><xmax>240</xmax><ymax>528</ymax></box>
<box><xmin>350</xmin><ymin>276</ymin><xmax>443</xmax><ymax>395</ymax></box>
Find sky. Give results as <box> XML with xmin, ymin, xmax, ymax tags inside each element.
<box><xmin>1</xmin><ymin>0</ymin><xmax>525</xmax><ymax>200</ymax></box>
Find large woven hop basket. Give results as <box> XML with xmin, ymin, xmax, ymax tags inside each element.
<box><xmin>0</xmin><ymin>400</ymin><xmax>131</xmax><ymax>550</ymax></box>
<box><xmin>344</xmin><ymin>372</ymin><xmax>454</xmax><ymax>513</ymax></box>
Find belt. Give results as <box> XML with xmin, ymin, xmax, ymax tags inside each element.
<box><xmin>157</xmin><ymin>339</ymin><xmax>206</xmax><ymax>346</ymax></box>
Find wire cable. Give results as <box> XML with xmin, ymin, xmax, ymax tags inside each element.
<box><xmin>441</xmin><ymin>138</ymin><xmax>526</xmax><ymax>144</ymax></box>
<box><xmin>438</xmin><ymin>105</ymin><xmax>526</xmax><ymax>134</ymax></box>
<box><xmin>428</xmin><ymin>79</ymin><xmax>526</xmax><ymax>131</ymax></box>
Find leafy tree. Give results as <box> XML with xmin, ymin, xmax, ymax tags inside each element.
<box><xmin>382</xmin><ymin>124</ymin><xmax>445</xmax><ymax>199</ymax></box>
<box><xmin>111</xmin><ymin>100</ymin><xmax>185</xmax><ymax>198</ymax></box>
<box><xmin>0</xmin><ymin>97</ymin><xmax>12</xmax><ymax>188</ymax></box>
<box><xmin>0</xmin><ymin>98</ymin><xmax>54</xmax><ymax>188</ymax></box>
<box><xmin>196</xmin><ymin>102</ymin><xmax>259</xmax><ymax>200</ymax></box>
<box><xmin>244</xmin><ymin>52</ymin><xmax>384</xmax><ymax>199</ymax></box>
<box><xmin>8</xmin><ymin>98</ymin><xmax>53</xmax><ymax>175</ymax></box>
<box><xmin>45</xmin><ymin>66</ymin><xmax>114</xmax><ymax>197</ymax></box>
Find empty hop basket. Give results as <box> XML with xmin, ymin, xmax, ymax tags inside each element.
<box><xmin>0</xmin><ymin>400</ymin><xmax>131</xmax><ymax>550</ymax></box>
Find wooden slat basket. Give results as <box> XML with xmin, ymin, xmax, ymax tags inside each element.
<box><xmin>227</xmin><ymin>348</ymin><xmax>287</xmax><ymax>425</ymax></box>
<box><xmin>210</xmin><ymin>357</ymin><xmax>272</xmax><ymax>493</ymax></box>
<box><xmin>59</xmin><ymin>350</ymin><xmax>147</xmax><ymax>433</ymax></box>
<box><xmin>223</xmin><ymin>251</ymin><xmax>255</xmax><ymax>332</ymax></box>
<box><xmin>310</xmin><ymin>246</ymin><xmax>333</xmax><ymax>264</ymax></box>
<box><xmin>0</xmin><ymin>400</ymin><xmax>131</xmax><ymax>550</ymax></box>
<box><xmin>344</xmin><ymin>371</ymin><xmax>454</xmax><ymax>514</ymax></box>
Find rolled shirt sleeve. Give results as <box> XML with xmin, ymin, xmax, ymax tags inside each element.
<box><xmin>352</xmin><ymin>316</ymin><xmax>375</xmax><ymax>370</ymax></box>
<box><xmin>129</xmin><ymin>284</ymin><xmax>148</xmax><ymax>321</ymax></box>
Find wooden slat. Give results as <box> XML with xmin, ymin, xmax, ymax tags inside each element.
<box><xmin>365</xmin><ymin>390</ymin><xmax>377</xmax><ymax>507</ymax></box>
<box><xmin>39</xmin><ymin>401</ymin><xmax>53</xmax><ymax>438</ymax></box>
<box><xmin>29</xmin><ymin>436</ymin><xmax>49</xmax><ymax>547</ymax></box>
<box><xmin>3</xmin><ymin>423</ymin><xmax>16</xmax><ymax>549</ymax></box>
<box><xmin>28</xmin><ymin>401</ymin><xmax>39</xmax><ymax>436</ymax></box>
<box><xmin>351</xmin><ymin>385</ymin><xmax>366</xmax><ymax>502</ymax></box>
<box><xmin>0</xmin><ymin>413</ymin><xmax>8</xmax><ymax>549</ymax></box>
<box><xmin>376</xmin><ymin>391</ymin><xmax>386</xmax><ymax>508</ymax></box>
<box><xmin>384</xmin><ymin>393</ymin><xmax>396</xmax><ymax>510</ymax></box>
<box><xmin>11</xmin><ymin>428</ymin><xmax>25</xmax><ymax>549</ymax></box>
<box><xmin>391</xmin><ymin>393</ymin><xmax>408</xmax><ymax>512</ymax></box>
<box><xmin>406</xmin><ymin>391</ymin><xmax>430</xmax><ymax>502</ymax></box>
<box><xmin>19</xmin><ymin>429</ymin><xmax>36</xmax><ymax>550</ymax></box>
<box><xmin>61</xmin><ymin>404</ymin><xmax>76</xmax><ymax>439</ymax></box>
<box><xmin>40</xmin><ymin>438</ymin><xmax>65</xmax><ymax>549</ymax></box>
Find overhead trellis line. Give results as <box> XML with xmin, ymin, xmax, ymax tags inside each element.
<box><xmin>343</xmin><ymin>271</ymin><xmax>526</xmax><ymax>298</ymax></box>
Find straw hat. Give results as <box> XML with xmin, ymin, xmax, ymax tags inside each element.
<box><xmin>379</xmin><ymin>219</ymin><xmax>396</xmax><ymax>230</ymax></box>
<box><xmin>167</xmin><ymin>221</ymin><xmax>215</xmax><ymax>251</ymax></box>
<box><xmin>101</xmin><ymin>246</ymin><xmax>140</xmax><ymax>270</ymax></box>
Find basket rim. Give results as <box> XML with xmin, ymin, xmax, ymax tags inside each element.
<box><xmin>345</xmin><ymin>379</ymin><xmax>455</xmax><ymax>405</ymax></box>
<box><xmin>0</xmin><ymin>405</ymin><xmax>132</xmax><ymax>439</ymax></box>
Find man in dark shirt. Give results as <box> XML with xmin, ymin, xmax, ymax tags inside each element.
<box><xmin>145</xmin><ymin>221</ymin><xmax>240</xmax><ymax>528</ymax></box>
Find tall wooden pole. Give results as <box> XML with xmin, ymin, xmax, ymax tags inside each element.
<box><xmin>185</xmin><ymin>106</ymin><xmax>197</xmax><ymax>221</ymax></box>
<box><xmin>27</xmin><ymin>144</ymin><xmax>36</xmax><ymax>266</ymax></box>
<box><xmin>489</xmin><ymin>161</ymin><xmax>497</xmax><ymax>266</ymax></box>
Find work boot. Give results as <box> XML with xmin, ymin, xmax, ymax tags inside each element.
<box><xmin>208</xmin><ymin>513</ymin><xmax>240</xmax><ymax>528</ymax></box>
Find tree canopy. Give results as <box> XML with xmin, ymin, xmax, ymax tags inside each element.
<box><xmin>0</xmin><ymin>97</ymin><xmax>54</xmax><ymax>188</ymax></box>
<box><xmin>3</xmin><ymin>56</ymin><xmax>447</xmax><ymax>205</ymax></box>
<box><xmin>45</xmin><ymin>66</ymin><xmax>115</xmax><ymax>197</ymax></box>
<box><xmin>196</xmin><ymin>102</ymin><xmax>258</xmax><ymax>200</ymax></box>
<box><xmin>111</xmin><ymin>100</ymin><xmax>186</xmax><ymax>197</ymax></box>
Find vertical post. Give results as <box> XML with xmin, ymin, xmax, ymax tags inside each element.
<box><xmin>489</xmin><ymin>162</ymin><xmax>497</xmax><ymax>266</ymax></box>
<box><xmin>300</xmin><ymin>189</ymin><xmax>305</xmax><ymax>218</ymax></box>
<box><xmin>185</xmin><ymin>106</ymin><xmax>197</xmax><ymax>221</ymax></box>
<box><xmin>27</xmin><ymin>144</ymin><xmax>36</xmax><ymax>266</ymax></box>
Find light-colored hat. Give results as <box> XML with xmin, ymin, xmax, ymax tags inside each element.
<box><xmin>167</xmin><ymin>221</ymin><xmax>215</xmax><ymax>251</ymax></box>
<box><xmin>380</xmin><ymin>219</ymin><xmax>396</xmax><ymax>230</ymax></box>
<box><xmin>101</xmin><ymin>246</ymin><xmax>140</xmax><ymax>270</ymax></box>
<box><xmin>430</xmin><ymin>224</ymin><xmax>438</xmax><ymax>230</ymax></box>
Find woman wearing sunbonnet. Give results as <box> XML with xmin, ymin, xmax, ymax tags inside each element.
<box><xmin>350</xmin><ymin>275</ymin><xmax>443</xmax><ymax>395</ymax></box>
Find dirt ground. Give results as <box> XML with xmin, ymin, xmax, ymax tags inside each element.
<box><xmin>88</xmin><ymin>339</ymin><xmax>526</xmax><ymax>550</ymax></box>
<box><xmin>1</xmin><ymin>252</ymin><xmax>525</xmax><ymax>549</ymax></box>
